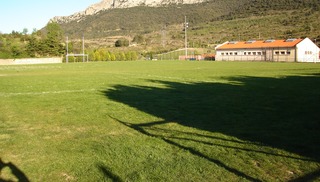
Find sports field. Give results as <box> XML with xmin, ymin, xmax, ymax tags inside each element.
<box><xmin>0</xmin><ymin>61</ymin><xmax>320</xmax><ymax>181</ymax></box>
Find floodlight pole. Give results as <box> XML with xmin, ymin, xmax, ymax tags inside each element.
<box><xmin>66</xmin><ymin>36</ymin><xmax>69</xmax><ymax>63</ymax></box>
<box><xmin>82</xmin><ymin>37</ymin><xmax>84</xmax><ymax>62</ymax></box>
<box><xmin>185</xmin><ymin>16</ymin><xmax>188</xmax><ymax>60</ymax></box>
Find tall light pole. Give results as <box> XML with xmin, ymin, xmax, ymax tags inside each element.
<box><xmin>66</xmin><ymin>36</ymin><xmax>69</xmax><ymax>63</ymax></box>
<box><xmin>184</xmin><ymin>16</ymin><xmax>188</xmax><ymax>60</ymax></box>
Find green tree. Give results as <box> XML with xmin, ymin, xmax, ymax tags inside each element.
<box><xmin>125</xmin><ymin>52</ymin><xmax>131</xmax><ymax>61</ymax></box>
<box><xmin>130</xmin><ymin>51</ymin><xmax>138</xmax><ymax>60</ymax></box>
<box><xmin>106</xmin><ymin>51</ymin><xmax>111</xmax><ymax>61</ymax></box>
<box><xmin>115</xmin><ymin>38</ymin><xmax>129</xmax><ymax>47</ymax></box>
<box><xmin>88</xmin><ymin>51</ymin><xmax>95</xmax><ymax>62</ymax></box>
<box><xmin>110</xmin><ymin>53</ymin><xmax>116</xmax><ymax>61</ymax></box>
<box><xmin>22</xmin><ymin>28</ymin><xmax>28</xmax><ymax>35</ymax></box>
<box><xmin>11</xmin><ymin>45</ymin><xmax>22</xmax><ymax>58</ymax></box>
<box><xmin>43</xmin><ymin>22</ymin><xmax>65</xmax><ymax>56</ymax></box>
<box><xmin>26</xmin><ymin>36</ymin><xmax>39</xmax><ymax>57</ymax></box>
<box><xmin>99</xmin><ymin>49</ymin><xmax>107</xmax><ymax>61</ymax></box>
<box><xmin>94</xmin><ymin>50</ymin><xmax>101</xmax><ymax>61</ymax></box>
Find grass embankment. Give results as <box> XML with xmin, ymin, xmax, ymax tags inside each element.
<box><xmin>0</xmin><ymin>61</ymin><xmax>319</xmax><ymax>181</ymax></box>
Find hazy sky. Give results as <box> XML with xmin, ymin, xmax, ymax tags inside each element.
<box><xmin>0</xmin><ymin>0</ymin><xmax>101</xmax><ymax>34</ymax></box>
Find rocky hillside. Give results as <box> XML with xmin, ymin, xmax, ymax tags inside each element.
<box><xmin>50</xmin><ymin>0</ymin><xmax>320</xmax><ymax>52</ymax></box>
<box><xmin>51</xmin><ymin>0</ymin><xmax>206</xmax><ymax>24</ymax></box>
<box><xmin>54</xmin><ymin>0</ymin><xmax>249</xmax><ymax>38</ymax></box>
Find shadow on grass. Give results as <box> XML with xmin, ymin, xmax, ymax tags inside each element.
<box><xmin>0</xmin><ymin>158</ymin><xmax>29</xmax><ymax>182</ymax></box>
<box><xmin>103</xmin><ymin>74</ymin><xmax>320</xmax><ymax>180</ymax></box>
<box><xmin>289</xmin><ymin>168</ymin><xmax>320</xmax><ymax>182</ymax></box>
<box><xmin>109</xmin><ymin>116</ymin><xmax>261</xmax><ymax>181</ymax></box>
<box><xmin>97</xmin><ymin>164</ymin><xmax>124</xmax><ymax>182</ymax></box>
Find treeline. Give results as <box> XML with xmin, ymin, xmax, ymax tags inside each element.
<box><xmin>0</xmin><ymin>22</ymin><xmax>65</xmax><ymax>59</ymax></box>
<box><xmin>87</xmin><ymin>49</ymin><xmax>139</xmax><ymax>61</ymax></box>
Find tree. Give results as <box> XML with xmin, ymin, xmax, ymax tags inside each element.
<box><xmin>26</xmin><ymin>36</ymin><xmax>39</xmax><ymax>57</ymax></box>
<box><xmin>88</xmin><ymin>51</ymin><xmax>95</xmax><ymax>62</ymax></box>
<box><xmin>98</xmin><ymin>49</ymin><xmax>107</xmax><ymax>61</ymax></box>
<box><xmin>93</xmin><ymin>50</ymin><xmax>101</xmax><ymax>61</ymax></box>
<box><xmin>125</xmin><ymin>52</ymin><xmax>131</xmax><ymax>61</ymax></box>
<box><xmin>110</xmin><ymin>53</ymin><xmax>116</xmax><ymax>61</ymax></box>
<box><xmin>42</xmin><ymin>22</ymin><xmax>65</xmax><ymax>56</ymax></box>
<box><xmin>32</xmin><ymin>28</ymin><xmax>37</xmax><ymax>35</ymax></box>
<box><xmin>115</xmin><ymin>38</ymin><xmax>129</xmax><ymax>47</ymax></box>
<box><xmin>130</xmin><ymin>51</ymin><xmax>138</xmax><ymax>60</ymax></box>
<box><xmin>22</xmin><ymin>28</ymin><xmax>28</xmax><ymax>35</ymax></box>
<box><xmin>105</xmin><ymin>51</ymin><xmax>111</xmax><ymax>61</ymax></box>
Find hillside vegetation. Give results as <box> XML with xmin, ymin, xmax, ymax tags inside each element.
<box><xmin>59</xmin><ymin>0</ymin><xmax>320</xmax><ymax>52</ymax></box>
<box><xmin>1</xmin><ymin>0</ymin><xmax>319</xmax><ymax>59</ymax></box>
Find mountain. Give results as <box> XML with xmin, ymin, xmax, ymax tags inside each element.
<box><xmin>49</xmin><ymin>0</ymin><xmax>320</xmax><ymax>51</ymax></box>
<box><xmin>53</xmin><ymin>0</ymin><xmax>249</xmax><ymax>38</ymax></box>
<box><xmin>51</xmin><ymin>0</ymin><xmax>206</xmax><ymax>24</ymax></box>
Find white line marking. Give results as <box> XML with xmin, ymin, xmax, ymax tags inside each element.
<box><xmin>0</xmin><ymin>89</ymin><xmax>97</xmax><ymax>97</ymax></box>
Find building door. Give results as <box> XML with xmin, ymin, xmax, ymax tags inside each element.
<box><xmin>264</xmin><ymin>49</ymin><xmax>273</xmax><ymax>61</ymax></box>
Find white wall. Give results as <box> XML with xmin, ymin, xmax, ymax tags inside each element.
<box><xmin>296</xmin><ymin>38</ymin><xmax>320</xmax><ymax>63</ymax></box>
<box><xmin>0</xmin><ymin>58</ymin><xmax>62</xmax><ymax>65</ymax></box>
<box><xmin>0</xmin><ymin>59</ymin><xmax>14</xmax><ymax>65</ymax></box>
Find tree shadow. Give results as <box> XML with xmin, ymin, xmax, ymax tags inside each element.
<box><xmin>109</xmin><ymin>116</ymin><xmax>261</xmax><ymax>181</ymax></box>
<box><xmin>0</xmin><ymin>158</ymin><xmax>29</xmax><ymax>182</ymax></box>
<box><xmin>289</xmin><ymin>168</ymin><xmax>320</xmax><ymax>182</ymax></box>
<box><xmin>103</xmin><ymin>74</ymin><xmax>320</xmax><ymax>179</ymax></box>
<box><xmin>97</xmin><ymin>164</ymin><xmax>124</xmax><ymax>182</ymax></box>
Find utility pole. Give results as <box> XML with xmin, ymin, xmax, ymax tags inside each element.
<box><xmin>184</xmin><ymin>16</ymin><xmax>188</xmax><ymax>60</ymax></box>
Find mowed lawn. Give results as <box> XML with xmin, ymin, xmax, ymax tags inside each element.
<box><xmin>0</xmin><ymin>61</ymin><xmax>319</xmax><ymax>181</ymax></box>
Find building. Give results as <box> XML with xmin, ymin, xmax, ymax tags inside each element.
<box><xmin>215</xmin><ymin>38</ymin><xmax>320</xmax><ymax>62</ymax></box>
<box><xmin>178</xmin><ymin>54</ymin><xmax>215</xmax><ymax>61</ymax></box>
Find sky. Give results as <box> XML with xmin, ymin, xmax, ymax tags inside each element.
<box><xmin>0</xmin><ymin>0</ymin><xmax>101</xmax><ymax>34</ymax></box>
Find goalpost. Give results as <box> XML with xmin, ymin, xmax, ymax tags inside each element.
<box><xmin>66</xmin><ymin>36</ymin><xmax>89</xmax><ymax>63</ymax></box>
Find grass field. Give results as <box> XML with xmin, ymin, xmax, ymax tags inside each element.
<box><xmin>0</xmin><ymin>61</ymin><xmax>320</xmax><ymax>181</ymax></box>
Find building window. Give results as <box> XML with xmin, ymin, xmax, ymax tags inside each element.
<box><xmin>244</xmin><ymin>52</ymin><xmax>247</xmax><ymax>55</ymax></box>
<box><xmin>287</xmin><ymin>51</ymin><xmax>291</xmax><ymax>55</ymax></box>
<box><xmin>253</xmin><ymin>52</ymin><xmax>257</xmax><ymax>55</ymax></box>
<box><xmin>248</xmin><ymin>52</ymin><xmax>251</xmax><ymax>55</ymax></box>
<box><xmin>230</xmin><ymin>52</ymin><xmax>233</xmax><ymax>55</ymax></box>
<box><xmin>257</xmin><ymin>52</ymin><xmax>262</xmax><ymax>55</ymax></box>
<box><xmin>221</xmin><ymin>53</ymin><xmax>224</xmax><ymax>56</ymax></box>
<box><xmin>281</xmin><ymin>51</ymin><xmax>285</xmax><ymax>55</ymax></box>
<box><xmin>275</xmin><ymin>51</ymin><xmax>279</xmax><ymax>55</ymax></box>
<box><xmin>226</xmin><ymin>53</ymin><xmax>229</xmax><ymax>55</ymax></box>
<box><xmin>305</xmin><ymin>51</ymin><xmax>313</xmax><ymax>55</ymax></box>
<box><xmin>234</xmin><ymin>52</ymin><xmax>238</xmax><ymax>55</ymax></box>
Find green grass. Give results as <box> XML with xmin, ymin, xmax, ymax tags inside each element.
<box><xmin>0</xmin><ymin>61</ymin><xmax>320</xmax><ymax>181</ymax></box>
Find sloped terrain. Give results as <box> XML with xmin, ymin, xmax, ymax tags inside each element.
<box><xmin>58</xmin><ymin>0</ymin><xmax>320</xmax><ymax>51</ymax></box>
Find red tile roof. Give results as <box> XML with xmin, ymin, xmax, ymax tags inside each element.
<box><xmin>216</xmin><ymin>39</ymin><xmax>303</xmax><ymax>50</ymax></box>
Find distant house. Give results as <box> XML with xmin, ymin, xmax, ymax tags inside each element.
<box><xmin>215</xmin><ymin>38</ymin><xmax>320</xmax><ymax>62</ymax></box>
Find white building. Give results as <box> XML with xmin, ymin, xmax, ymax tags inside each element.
<box><xmin>215</xmin><ymin>38</ymin><xmax>320</xmax><ymax>62</ymax></box>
